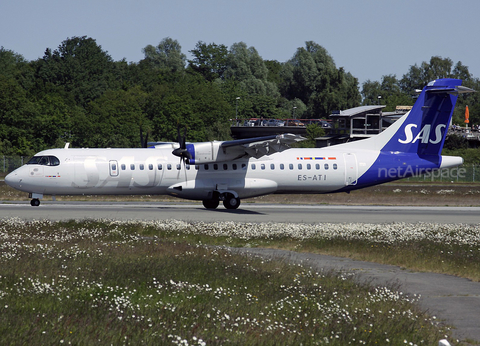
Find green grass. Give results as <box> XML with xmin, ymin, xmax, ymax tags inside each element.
<box><xmin>0</xmin><ymin>219</ymin><xmax>465</xmax><ymax>345</ymax></box>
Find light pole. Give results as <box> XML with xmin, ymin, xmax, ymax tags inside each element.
<box><xmin>236</xmin><ymin>97</ymin><xmax>240</xmax><ymax>124</ymax></box>
<box><xmin>377</xmin><ymin>95</ymin><xmax>382</xmax><ymax>105</ymax></box>
<box><xmin>293</xmin><ymin>106</ymin><xmax>297</xmax><ymax>120</ymax></box>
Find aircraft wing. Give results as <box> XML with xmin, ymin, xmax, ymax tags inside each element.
<box><xmin>220</xmin><ymin>133</ymin><xmax>306</xmax><ymax>159</ymax></box>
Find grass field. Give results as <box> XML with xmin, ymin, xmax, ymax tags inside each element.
<box><xmin>0</xmin><ymin>219</ymin><xmax>463</xmax><ymax>345</ymax></box>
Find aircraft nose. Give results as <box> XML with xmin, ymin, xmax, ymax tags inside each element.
<box><xmin>4</xmin><ymin>171</ymin><xmax>18</xmax><ymax>188</ymax></box>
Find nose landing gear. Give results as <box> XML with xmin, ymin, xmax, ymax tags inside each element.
<box><xmin>28</xmin><ymin>193</ymin><xmax>43</xmax><ymax>207</ymax></box>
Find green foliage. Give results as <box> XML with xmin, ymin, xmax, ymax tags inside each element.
<box><xmin>0</xmin><ymin>36</ymin><xmax>478</xmax><ymax>155</ymax></box>
<box><xmin>38</xmin><ymin>36</ymin><xmax>119</xmax><ymax>108</ymax></box>
<box><xmin>362</xmin><ymin>75</ymin><xmax>414</xmax><ymax>111</ymax></box>
<box><xmin>442</xmin><ymin>147</ymin><xmax>480</xmax><ymax>164</ymax></box>
<box><xmin>146</xmin><ymin>73</ymin><xmax>232</xmax><ymax>142</ymax></box>
<box><xmin>295</xmin><ymin>124</ymin><xmax>325</xmax><ymax>148</ymax></box>
<box><xmin>443</xmin><ymin>134</ymin><xmax>468</xmax><ymax>151</ymax></box>
<box><xmin>142</xmin><ymin>37</ymin><xmax>186</xmax><ymax>73</ymax></box>
<box><xmin>281</xmin><ymin>41</ymin><xmax>361</xmax><ymax>118</ymax></box>
<box><xmin>188</xmin><ymin>41</ymin><xmax>228</xmax><ymax>81</ymax></box>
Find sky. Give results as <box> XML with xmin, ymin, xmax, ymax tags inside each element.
<box><xmin>1</xmin><ymin>0</ymin><xmax>480</xmax><ymax>86</ymax></box>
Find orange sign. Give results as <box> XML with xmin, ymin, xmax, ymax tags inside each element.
<box><xmin>465</xmin><ymin>105</ymin><xmax>470</xmax><ymax>124</ymax></box>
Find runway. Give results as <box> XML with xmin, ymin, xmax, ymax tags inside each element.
<box><xmin>0</xmin><ymin>201</ymin><xmax>480</xmax><ymax>224</ymax></box>
<box><xmin>1</xmin><ymin>201</ymin><xmax>480</xmax><ymax>342</ymax></box>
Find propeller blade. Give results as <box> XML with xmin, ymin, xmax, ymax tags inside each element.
<box><xmin>172</xmin><ymin>126</ymin><xmax>191</xmax><ymax>163</ymax></box>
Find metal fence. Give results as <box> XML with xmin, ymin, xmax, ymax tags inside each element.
<box><xmin>2</xmin><ymin>156</ymin><xmax>30</xmax><ymax>174</ymax></box>
<box><xmin>2</xmin><ymin>155</ymin><xmax>480</xmax><ymax>183</ymax></box>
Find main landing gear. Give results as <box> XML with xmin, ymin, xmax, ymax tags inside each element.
<box><xmin>222</xmin><ymin>194</ymin><xmax>241</xmax><ymax>209</ymax></box>
<box><xmin>30</xmin><ymin>198</ymin><xmax>40</xmax><ymax>207</ymax></box>
<box><xmin>202</xmin><ymin>193</ymin><xmax>241</xmax><ymax>210</ymax></box>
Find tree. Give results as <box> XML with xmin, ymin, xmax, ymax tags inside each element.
<box><xmin>264</xmin><ymin>60</ymin><xmax>283</xmax><ymax>87</ymax></box>
<box><xmin>281</xmin><ymin>41</ymin><xmax>360</xmax><ymax>118</ymax></box>
<box><xmin>0</xmin><ymin>47</ymin><xmax>26</xmax><ymax>79</ymax></box>
<box><xmin>362</xmin><ymin>75</ymin><xmax>413</xmax><ymax>111</ymax></box>
<box><xmin>224</xmin><ymin>42</ymin><xmax>279</xmax><ymax>98</ymax></box>
<box><xmin>142</xmin><ymin>37</ymin><xmax>186</xmax><ymax>73</ymax></box>
<box><xmin>37</xmin><ymin>36</ymin><xmax>118</xmax><ymax>108</ymax></box>
<box><xmin>188</xmin><ymin>41</ymin><xmax>228</xmax><ymax>81</ymax></box>
<box><xmin>0</xmin><ymin>76</ymin><xmax>38</xmax><ymax>155</ymax></box>
<box><xmin>400</xmin><ymin>56</ymin><xmax>454</xmax><ymax>92</ymax></box>
<box><xmin>145</xmin><ymin>74</ymin><xmax>232</xmax><ymax>143</ymax></box>
<box><xmin>79</xmin><ymin>86</ymin><xmax>149</xmax><ymax>148</ymax></box>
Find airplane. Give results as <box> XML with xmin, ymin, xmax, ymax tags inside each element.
<box><xmin>5</xmin><ymin>78</ymin><xmax>475</xmax><ymax>209</ymax></box>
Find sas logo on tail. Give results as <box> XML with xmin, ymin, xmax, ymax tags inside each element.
<box><xmin>398</xmin><ymin>124</ymin><xmax>445</xmax><ymax>144</ymax></box>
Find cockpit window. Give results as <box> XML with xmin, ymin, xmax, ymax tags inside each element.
<box><xmin>27</xmin><ymin>156</ymin><xmax>60</xmax><ymax>166</ymax></box>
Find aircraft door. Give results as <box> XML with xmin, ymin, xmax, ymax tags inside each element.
<box><xmin>109</xmin><ymin>160</ymin><xmax>119</xmax><ymax>177</ymax></box>
<box><xmin>343</xmin><ymin>153</ymin><xmax>358</xmax><ymax>186</ymax></box>
<box><xmin>155</xmin><ymin>160</ymin><xmax>165</xmax><ymax>186</ymax></box>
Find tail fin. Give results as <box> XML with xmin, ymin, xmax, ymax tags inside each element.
<box><xmin>380</xmin><ymin>78</ymin><xmax>471</xmax><ymax>156</ymax></box>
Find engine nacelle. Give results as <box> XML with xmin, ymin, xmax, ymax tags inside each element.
<box><xmin>185</xmin><ymin>142</ymin><xmax>243</xmax><ymax>164</ymax></box>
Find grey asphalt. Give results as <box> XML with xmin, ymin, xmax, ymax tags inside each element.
<box><xmin>1</xmin><ymin>202</ymin><xmax>479</xmax><ymax>342</ymax></box>
<box><xmin>1</xmin><ymin>202</ymin><xmax>480</xmax><ymax>224</ymax></box>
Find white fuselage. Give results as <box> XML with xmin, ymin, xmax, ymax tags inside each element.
<box><xmin>6</xmin><ymin>145</ymin><xmax>375</xmax><ymax>200</ymax></box>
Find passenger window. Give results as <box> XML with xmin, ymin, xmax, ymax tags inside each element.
<box><xmin>324</xmin><ymin>164</ymin><xmax>329</xmax><ymax>170</ymax></box>
<box><xmin>130</xmin><ymin>164</ymin><xmax>135</xmax><ymax>170</ymax></box>
<box><xmin>186</xmin><ymin>164</ymin><xmax>190</xmax><ymax>170</ymax></box>
<box><xmin>280</xmin><ymin>164</ymin><xmax>284</xmax><ymax>170</ymax></box>
<box><xmin>167</xmin><ymin>164</ymin><xmax>172</xmax><ymax>170</ymax></box>
<box><xmin>289</xmin><ymin>164</ymin><xmax>294</xmax><ymax>170</ymax></box>
<box><xmin>307</xmin><ymin>164</ymin><xmax>311</xmax><ymax>170</ymax></box>
<box><xmin>261</xmin><ymin>164</ymin><xmax>265</xmax><ymax>170</ymax></box>
<box><xmin>158</xmin><ymin>164</ymin><xmax>163</xmax><ymax>170</ymax></box>
<box><xmin>223</xmin><ymin>164</ymin><xmax>228</xmax><ymax>170</ymax></box>
<box><xmin>121</xmin><ymin>164</ymin><xmax>126</xmax><ymax>170</ymax></box>
<box><xmin>232</xmin><ymin>164</ymin><xmax>237</xmax><ymax>170</ymax></box>
<box><xmin>176</xmin><ymin>164</ymin><xmax>181</xmax><ymax>170</ymax></box>
<box><xmin>140</xmin><ymin>164</ymin><xmax>145</xmax><ymax>170</ymax></box>
<box><xmin>315</xmin><ymin>164</ymin><xmax>320</xmax><ymax>170</ymax></box>
<box><xmin>149</xmin><ymin>164</ymin><xmax>153</xmax><ymax>170</ymax></box>
<box><xmin>251</xmin><ymin>164</ymin><xmax>256</xmax><ymax>170</ymax></box>
<box><xmin>333</xmin><ymin>163</ymin><xmax>338</xmax><ymax>170</ymax></box>
<box><xmin>242</xmin><ymin>163</ymin><xmax>247</xmax><ymax>170</ymax></box>
<box><xmin>270</xmin><ymin>163</ymin><xmax>275</xmax><ymax>170</ymax></box>
<box><xmin>195</xmin><ymin>165</ymin><xmax>199</xmax><ymax>170</ymax></box>
<box><xmin>298</xmin><ymin>164</ymin><xmax>302</xmax><ymax>170</ymax></box>
<box><xmin>204</xmin><ymin>164</ymin><xmax>209</xmax><ymax>170</ymax></box>
<box><xmin>213</xmin><ymin>164</ymin><xmax>218</xmax><ymax>170</ymax></box>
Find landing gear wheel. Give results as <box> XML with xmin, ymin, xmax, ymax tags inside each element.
<box><xmin>30</xmin><ymin>199</ymin><xmax>40</xmax><ymax>207</ymax></box>
<box><xmin>223</xmin><ymin>195</ymin><xmax>240</xmax><ymax>210</ymax></box>
<box><xmin>202</xmin><ymin>199</ymin><xmax>219</xmax><ymax>209</ymax></box>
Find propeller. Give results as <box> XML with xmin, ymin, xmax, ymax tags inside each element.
<box><xmin>172</xmin><ymin>127</ymin><xmax>192</xmax><ymax>163</ymax></box>
<box><xmin>171</xmin><ymin>127</ymin><xmax>191</xmax><ymax>185</ymax></box>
